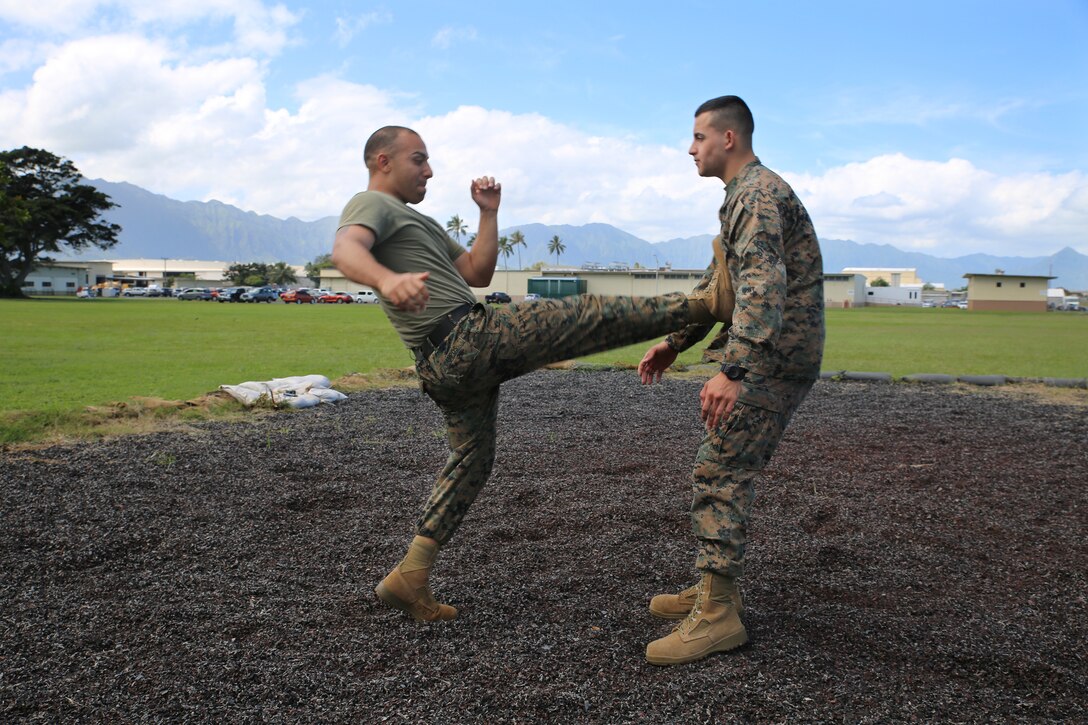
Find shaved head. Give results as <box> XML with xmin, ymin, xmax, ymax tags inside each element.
<box><xmin>364</xmin><ymin>126</ymin><xmax>420</xmax><ymax>170</ymax></box>
<box><xmin>695</xmin><ymin>96</ymin><xmax>754</xmax><ymax>144</ymax></box>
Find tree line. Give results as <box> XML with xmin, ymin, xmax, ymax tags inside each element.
<box><xmin>446</xmin><ymin>214</ymin><xmax>566</xmax><ymax>268</ymax></box>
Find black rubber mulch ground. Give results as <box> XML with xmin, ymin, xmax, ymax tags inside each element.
<box><xmin>2</xmin><ymin>370</ymin><xmax>1085</xmax><ymax>723</ymax></box>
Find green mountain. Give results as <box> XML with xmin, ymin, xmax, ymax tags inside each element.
<box><xmin>71</xmin><ymin>179</ymin><xmax>1088</xmax><ymax>290</ymax></box>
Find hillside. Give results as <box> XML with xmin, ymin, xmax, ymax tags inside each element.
<box><xmin>72</xmin><ymin>179</ymin><xmax>1088</xmax><ymax>290</ymax></box>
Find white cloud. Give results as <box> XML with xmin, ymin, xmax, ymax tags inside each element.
<box><xmin>0</xmin><ymin>0</ymin><xmax>299</xmax><ymax>55</ymax></box>
<box><xmin>790</xmin><ymin>154</ymin><xmax>1087</xmax><ymax>256</ymax></box>
<box><xmin>6</xmin><ymin>34</ymin><xmax>264</xmax><ymax>153</ymax></box>
<box><xmin>0</xmin><ymin>0</ymin><xmax>101</xmax><ymax>33</ymax></box>
<box><xmin>431</xmin><ymin>25</ymin><xmax>478</xmax><ymax>50</ymax></box>
<box><xmin>334</xmin><ymin>11</ymin><xmax>393</xmax><ymax>47</ymax></box>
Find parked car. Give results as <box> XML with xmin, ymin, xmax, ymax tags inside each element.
<box><xmin>485</xmin><ymin>291</ymin><xmax>511</xmax><ymax>304</ymax></box>
<box><xmin>353</xmin><ymin>290</ymin><xmax>380</xmax><ymax>304</ymax></box>
<box><xmin>310</xmin><ymin>288</ymin><xmax>331</xmax><ymax>299</ymax></box>
<box><xmin>940</xmin><ymin>300</ymin><xmax>960</xmax><ymax>308</ymax></box>
<box><xmin>318</xmin><ymin>291</ymin><xmax>354</xmax><ymax>304</ymax></box>
<box><xmin>177</xmin><ymin>287</ymin><xmax>213</xmax><ymax>300</ymax></box>
<box><xmin>956</xmin><ymin>300</ymin><xmax>969</xmax><ymax>309</ymax></box>
<box><xmin>523</xmin><ymin>293</ymin><xmax>541</xmax><ymax>301</ymax></box>
<box><xmin>217</xmin><ymin>286</ymin><xmax>251</xmax><ymax>303</ymax></box>
<box><xmin>241</xmin><ymin>286</ymin><xmax>280</xmax><ymax>303</ymax></box>
<box><xmin>281</xmin><ymin>288</ymin><xmax>316</xmax><ymax>304</ymax></box>
<box><xmin>121</xmin><ymin>287</ymin><xmax>148</xmax><ymax>297</ymax></box>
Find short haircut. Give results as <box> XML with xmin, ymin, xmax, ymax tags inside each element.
<box><xmin>695</xmin><ymin>96</ymin><xmax>754</xmax><ymax>139</ymax></box>
<box><xmin>364</xmin><ymin>126</ymin><xmax>418</xmax><ymax>169</ymax></box>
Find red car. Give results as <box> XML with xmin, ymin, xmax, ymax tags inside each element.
<box><xmin>318</xmin><ymin>291</ymin><xmax>354</xmax><ymax>304</ymax></box>
<box><xmin>281</xmin><ymin>289</ymin><xmax>316</xmax><ymax>304</ymax></box>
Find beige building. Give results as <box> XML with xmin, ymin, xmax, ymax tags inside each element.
<box><xmin>320</xmin><ymin>265</ymin><xmax>709</xmax><ymax>299</ymax></box>
<box><xmin>963</xmin><ymin>273</ymin><xmax>1054</xmax><ymax>312</ymax></box>
<box><xmin>823</xmin><ymin>273</ymin><xmax>867</xmax><ymax>308</ymax></box>
<box><xmin>842</xmin><ymin>267</ymin><xmax>922</xmax><ymax>286</ymax></box>
<box><xmin>322</xmin><ymin>265</ymin><xmax>869</xmax><ymax>308</ymax></box>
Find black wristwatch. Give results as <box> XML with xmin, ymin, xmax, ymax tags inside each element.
<box><xmin>722</xmin><ymin>364</ymin><xmax>747</xmax><ymax>381</ymax></box>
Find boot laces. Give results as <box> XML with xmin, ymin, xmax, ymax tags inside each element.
<box><xmin>674</xmin><ymin>589</ymin><xmax>707</xmax><ymax>634</ymax></box>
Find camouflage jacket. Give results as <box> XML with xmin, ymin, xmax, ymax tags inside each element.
<box><xmin>667</xmin><ymin>159</ymin><xmax>825</xmax><ymax>380</ymax></box>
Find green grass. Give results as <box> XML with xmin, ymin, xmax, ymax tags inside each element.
<box><xmin>2</xmin><ymin>299</ymin><xmax>1086</xmax><ymax>444</ymax></box>
<box><xmin>584</xmin><ymin>306</ymin><xmax>1088</xmax><ymax>378</ymax></box>
<box><xmin>1</xmin><ymin>297</ymin><xmax>410</xmax><ymax>414</ymax></box>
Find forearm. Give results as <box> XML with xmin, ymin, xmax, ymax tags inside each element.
<box><xmin>462</xmin><ymin>209</ymin><xmax>499</xmax><ymax>286</ymax></box>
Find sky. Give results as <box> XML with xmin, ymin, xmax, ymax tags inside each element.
<box><xmin>1</xmin><ymin>0</ymin><xmax>1086</xmax><ymax>259</ymax></box>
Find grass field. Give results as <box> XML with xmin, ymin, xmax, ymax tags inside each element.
<box><xmin>2</xmin><ymin>297</ymin><xmax>1086</xmax><ymax>443</ymax></box>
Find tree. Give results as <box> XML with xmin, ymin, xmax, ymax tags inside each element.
<box><xmin>305</xmin><ymin>253</ymin><xmax>334</xmax><ymax>281</ymax></box>
<box><xmin>267</xmin><ymin>261</ymin><xmax>297</xmax><ymax>286</ymax></box>
<box><xmin>547</xmin><ymin>234</ymin><xmax>566</xmax><ymax>265</ymax></box>
<box><xmin>871</xmin><ymin>277</ymin><xmax>890</xmax><ymax>287</ymax></box>
<box><xmin>509</xmin><ymin>230</ymin><xmax>526</xmax><ymax>270</ymax></box>
<box><xmin>466</xmin><ymin>233</ymin><xmax>477</xmax><ymax>249</ymax></box>
<box><xmin>226</xmin><ymin>262</ymin><xmax>268</xmax><ymax>285</ymax></box>
<box><xmin>0</xmin><ymin>147</ymin><xmax>120</xmax><ymax>298</ymax></box>
<box><xmin>446</xmin><ymin>214</ymin><xmax>467</xmax><ymax>243</ymax></box>
<box><xmin>498</xmin><ymin>235</ymin><xmax>513</xmax><ymax>289</ymax></box>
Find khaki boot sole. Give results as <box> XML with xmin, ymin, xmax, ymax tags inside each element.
<box><xmin>645</xmin><ymin>626</ymin><xmax>748</xmax><ymax>666</ymax></box>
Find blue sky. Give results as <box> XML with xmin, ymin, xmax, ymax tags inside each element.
<box><xmin>1</xmin><ymin>0</ymin><xmax>1085</xmax><ymax>258</ymax></box>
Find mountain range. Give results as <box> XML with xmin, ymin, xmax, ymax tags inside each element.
<box><xmin>70</xmin><ymin>179</ymin><xmax>1088</xmax><ymax>290</ymax></box>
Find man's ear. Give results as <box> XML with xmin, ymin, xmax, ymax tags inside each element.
<box><xmin>375</xmin><ymin>152</ymin><xmax>392</xmax><ymax>172</ymax></box>
<box><xmin>722</xmin><ymin>129</ymin><xmax>736</xmax><ymax>151</ymax></box>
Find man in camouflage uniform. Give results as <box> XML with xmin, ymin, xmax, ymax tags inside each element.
<box><xmin>638</xmin><ymin>96</ymin><xmax>825</xmax><ymax>665</ymax></box>
<box><xmin>332</xmin><ymin>126</ymin><xmax>707</xmax><ymax>623</ymax></box>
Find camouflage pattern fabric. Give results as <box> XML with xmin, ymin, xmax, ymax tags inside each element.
<box><xmin>691</xmin><ymin>375</ymin><xmax>814</xmax><ymax>577</ymax></box>
<box><xmin>666</xmin><ymin>159</ymin><xmax>825</xmax><ymax>381</ymax></box>
<box><xmin>414</xmin><ymin>292</ymin><xmax>692</xmax><ymax>544</ymax></box>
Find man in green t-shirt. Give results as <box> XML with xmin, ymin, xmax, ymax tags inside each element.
<box><xmin>332</xmin><ymin>126</ymin><xmax>710</xmax><ymax>623</ymax></box>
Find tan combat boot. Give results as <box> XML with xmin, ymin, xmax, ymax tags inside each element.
<box><xmin>375</xmin><ymin>536</ymin><xmax>457</xmax><ymax>622</ymax></box>
<box><xmin>649</xmin><ymin>579</ymin><xmax>743</xmax><ymax>620</ymax></box>
<box><xmin>645</xmin><ymin>573</ymin><xmax>747</xmax><ymax>666</ymax></box>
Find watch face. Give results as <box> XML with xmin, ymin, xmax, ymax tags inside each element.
<box><xmin>725</xmin><ymin>365</ymin><xmax>745</xmax><ymax>381</ymax></box>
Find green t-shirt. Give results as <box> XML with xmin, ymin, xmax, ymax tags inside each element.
<box><xmin>338</xmin><ymin>191</ymin><xmax>476</xmax><ymax>349</ymax></box>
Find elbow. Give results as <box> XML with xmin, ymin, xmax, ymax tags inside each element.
<box><xmin>330</xmin><ymin>238</ymin><xmax>348</xmax><ymax>272</ymax></box>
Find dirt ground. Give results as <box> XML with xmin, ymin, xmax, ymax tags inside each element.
<box><xmin>2</xmin><ymin>370</ymin><xmax>1085</xmax><ymax>723</ymax></box>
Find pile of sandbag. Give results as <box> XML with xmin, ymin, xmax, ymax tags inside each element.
<box><xmin>219</xmin><ymin>374</ymin><xmax>347</xmax><ymax>409</ymax></box>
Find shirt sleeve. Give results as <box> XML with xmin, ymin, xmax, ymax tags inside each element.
<box><xmin>664</xmin><ymin>259</ymin><xmax>715</xmax><ymax>352</ymax></box>
<box><xmin>338</xmin><ymin>193</ymin><xmax>390</xmax><ymax>242</ymax></box>
<box><xmin>723</xmin><ymin>190</ymin><xmax>787</xmax><ymax>370</ymax></box>
<box><xmin>444</xmin><ymin>232</ymin><xmax>467</xmax><ymax>262</ymax></box>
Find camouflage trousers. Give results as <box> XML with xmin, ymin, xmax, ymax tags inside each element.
<box><xmin>692</xmin><ymin>375</ymin><xmax>814</xmax><ymax>578</ymax></box>
<box><xmin>413</xmin><ymin>293</ymin><xmax>692</xmax><ymax>545</ymax></box>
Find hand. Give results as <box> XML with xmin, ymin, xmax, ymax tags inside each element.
<box><xmin>700</xmin><ymin>373</ymin><xmax>741</xmax><ymax>431</ymax></box>
<box><xmin>638</xmin><ymin>341</ymin><xmax>678</xmax><ymax>384</ymax></box>
<box><xmin>471</xmin><ymin>176</ymin><xmax>501</xmax><ymax>212</ymax></box>
<box><xmin>380</xmin><ymin>271</ymin><xmax>430</xmax><ymax>312</ymax></box>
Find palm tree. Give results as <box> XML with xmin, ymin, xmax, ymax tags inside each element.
<box><xmin>446</xmin><ymin>214</ymin><xmax>467</xmax><ymax>243</ymax></box>
<box><xmin>509</xmin><ymin>230</ymin><xmax>526</xmax><ymax>271</ymax></box>
<box><xmin>268</xmin><ymin>261</ymin><xmax>297</xmax><ymax>285</ymax></box>
<box><xmin>547</xmin><ymin>235</ymin><xmax>566</xmax><ymax>265</ymax></box>
<box><xmin>498</xmin><ymin>235</ymin><xmax>513</xmax><ymax>289</ymax></box>
<box><xmin>466</xmin><ymin>232</ymin><xmax>477</xmax><ymax>249</ymax></box>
